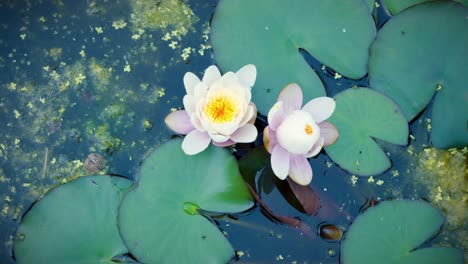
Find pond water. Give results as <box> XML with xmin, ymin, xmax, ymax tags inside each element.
<box><xmin>0</xmin><ymin>0</ymin><xmax>466</xmax><ymax>263</ymax></box>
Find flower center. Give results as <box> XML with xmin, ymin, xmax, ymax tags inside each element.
<box><xmin>276</xmin><ymin>110</ymin><xmax>320</xmax><ymax>155</ymax></box>
<box><xmin>204</xmin><ymin>95</ymin><xmax>237</xmax><ymax>123</ymax></box>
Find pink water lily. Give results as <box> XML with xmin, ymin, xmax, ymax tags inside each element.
<box><xmin>165</xmin><ymin>64</ymin><xmax>258</xmax><ymax>155</ymax></box>
<box><xmin>263</xmin><ymin>83</ymin><xmax>339</xmax><ymax>185</ymax></box>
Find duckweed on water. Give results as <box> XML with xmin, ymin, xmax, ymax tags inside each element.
<box><xmin>415</xmin><ymin>147</ymin><xmax>468</xmax><ymax>253</ymax></box>
<box><xmin>0</xmin><ymin>1</ymin><xmax>213</xmax><ymax>262</ymax></box>
<box><xmin>129</xmin><ymin>0</ymin><xmax>199</xmax><ymax>35</ymax></box>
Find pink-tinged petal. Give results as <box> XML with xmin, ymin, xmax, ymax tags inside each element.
<box><xmin>164</xmin><ymin>110</ymin><xmax>195</xmax><ymax>135</ymax></box>
<box><xmin>230</xmin><ymin>124</ymin><xmax>257</xmax><ymax>143</ymax></box>
<box><xmin>202</xmin><ymin>65</ymin><xmax>221</xmax><ymax>87</ymax></box>
<box><xmin>278</xmin><ymin>83</ymin><xmax>303</xmax><ymax>113</ymax></box>
<box><xmin>289</xmin><ymin>155</ymin><xmax>313</xmax><ymax>186</ymax></box>
<box><xmin>319</xmin><ymin>121</ymin><xmax>339</xmax><ymax>146</ymax></box>
<box><xmin>302</xmin><ymin>97</ymin><xmax>336</xmax><ymax>123</ymax></box>
<box><xmin>182</xmin><ymin>130</ymin><xmax>211</xmax><ymax>155</ymax></box>
<box><xmin>213</xmin><ymin>139</ymin><xmax>235</xmax><ymax>147</ymax></box>
<box><xmin>305</xmin><ymin>137</ymin><xmax>324</xmax><ymax>158</ymax></box>
<box><xmin>183</xmin><ymin>95</ymin><xmax>195</xmax><ymax>113</ymax></box>
<box><xmin>263</xmin><ymin>126</ymin><xmax>277</xmax><ymax>153</ymax></box>
<box><xmin>236</xmin><ymin>64</ymin><xmax>256</xmax><ymax>87</ymax></box>
<box><xmin>267</xmin><ymin>101</ymin><xmax>286</xmax><ymax>131</ymax></box>
<box><xmin>271</xmin><ymin>145</ymin><xmax>290</xmax><ymax>180</ymax></box>
<box><xmin>183</xmin><ymin>72</ymin><xmax>200</xmax><ymax>96</ymax></box>
<box><xmin>210</xmin><ymin>133</ymin><xmax>229</xmax><ymax>143</ymax></box>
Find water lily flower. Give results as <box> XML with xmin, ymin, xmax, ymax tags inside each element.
<box><xmin>165</xmin><ymin>64</ymin><xmax>258</xmax><ymax>155</ymax></box>
<box><xmin>263</xmin><ymin>83</ymin><xmax>338</xmax><ymax>185</ymax></box>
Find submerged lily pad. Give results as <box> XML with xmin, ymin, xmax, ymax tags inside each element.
<box><xmin>118</xmin><ymin>139</ymin><xmax>253</xmax><ymax>263</ymax></box>
<box><xmin>369</xmin><ymin>1</ymin><xmax>468</xmax><ymax>148</ymax></box>
<box><xmin>325</xmin><ymin>87</ymin><xmax>408</xmax><ymax>176</ymax></box>
<box><xmin>211</xmin><ymin>0</ymin><xmax>376</xmax><ymax>114</ymax></box>
<box><xmin>342</xmin><ymin>199</ymin><xmax>464</xmax><ymax>264</ymax></box>
<box><xmin>14</xmin><ymin>176</ymin><xmax>132</xmax><ymax>264</ymax></box>
<box><xmin>382</xmin><ymin>0</ymin><xmax>468</xmax><ymax>15</ymax></box>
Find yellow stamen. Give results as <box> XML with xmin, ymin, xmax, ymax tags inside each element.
<box><xmin>305</xmin><ymin>124</ymin><xmax>313</xmax><ymax>135</ymax></box>
<box><xmin>204</xmin><ymin>95</ymin><xmax>237</xmax><ymax>123</ymax></box>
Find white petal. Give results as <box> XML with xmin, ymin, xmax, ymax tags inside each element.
<box><xmin>211</xmin><ymin>122</ymin><xmax>238</xmax><ymax>136</ymax></box>
<box><xmin>271</xmin><ymin>145</ymin><xmax>290</xmax><ymax>180</ymax></box>
<box><xmin>183</xmin><ymin>95</ymin><xmax>195</xmax><ymax>114</ymax></box>
<box><xmin>319</xmin><ymin>121</ymin><xmax>339</xmax><ymax>146</ymax></box>
<box><xmin>190</xmin><ymin>114</ymin><xmax>203</xmax><ymax>131</ymax></box>
<box><xmin>210</xmin><ymin>133</ymin><xmax>229</xmax><ymax>143</ymax></box>
<box><xmin>202</xmin><ymin>65</ymin><xmax>221</xmax><ymax>87</ymax></box>
<box><xmin>302</xmin><ymin>97</ymin><xmax>336</xmax><ymax>124</ymax></box>
<box><xmin>182</xmin><ymin>130</ymin><xmax>211</xmax><ymax>155</ymax></box>
<box><xmin>288</xmin><ymin>155</ymin><xmax>313</xmax><ymax>185</ymax></box>
<box><xmin>236</xmin><ymin>64</ymin><xmax>256</xmax><ymax>87</ymax></box>
<box><xmin>278</xmin><ymin>83</ymin><xmax>303</xmax><ymax>113</ymax></box>
<box><xmin>194</xmin><ymin>82</ymin><xmax>208</xmax><ymax>102</ymax></box>
<box><xmin>276</xmin><ymin>110</ymin><xmax>320</xmax><ymax>154</ymax></box>
<box><xmin>213</xmin><ymin>139</ymin><xmax>235</xmax><ymax>147</ymax></box>
<box><xmin>267</xmin><ymin>101</ymin><xmax>286</xmax><ymax>131</ymax></box>
<box><xmin>305</xmin><ymin>137</ymin><xmax>324</xmax><ymax>158</ymax></box>
<box><xmin>183</xmin><ymin>72</ymin><xmax>200</xmax><ymax>96</ymax></box>
<box><xmin>239</xmin><ymin>104</ymin><xmax>255</xmax><ymax>127</ymax></box>
<box><xmin>247</xmin><ymin>103</ymin><xmax>257</xmax><ymax>124</ymax></box>
<box><xmin>230</xmin><ymin>124</ymin><xmax>257</xmax><ymax>143</ymax></box>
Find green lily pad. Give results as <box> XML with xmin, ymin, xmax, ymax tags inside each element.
<box><xmin>118</xmin><ymin>139</ymin><xmax>253</xmax><ymax>263</ymax></box>
<box><xmin>14</xmin><ymin>176</ymin><xmax>132</xmax><ymax>264</ymax></box>
<box><xmin>363</xmin><ymin>0</ymin><xmax>376</xmax><ymax>11</ymax></box>
<box><xmin>211</xmin><ymin>0</ymin><xmax>376</xmax><ymax>115</ymax></box>
<box><xmin>341</xmin><ymin>200</ymin><xmax>464</xmax><ymax>264</ymax></box>
<box><xmin>369</xmin><ymin>1</ymin><xmax>468</xmax><ymax>148</ymax></box>
<box><xmin>382</xmin><ymin>0</ymin><xmax>468</xmax><ymax>15</ymax></box>
<box><xmin>325</xmin><ymin>87</ymin><xmax>408</xmax><ymax>176</ymax></box>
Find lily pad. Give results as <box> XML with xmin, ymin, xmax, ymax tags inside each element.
<box><xmin>118</xmin><ymin>139</ymin><xmax>253</xmax><ymax>263</ymax></box>
<box><xmin>363</xmin><ymin>0</ymin><xmax>376</xmax><ymax>11</ymax></box>
<box><xmin>211</xmin><ymin>0</ymin><xmax>376</xmax><ymax>115</ymax></box>
<box><xmin>382</xmin><ymin>0</ymin><xmax>468</xmax><ymax>15</ymax></box>
<box><xmin>341</xmin><ymin>199</ymin><xmax>464</xmax><ymax>264</ymax></box>
<box><xmin>325</xmin><ymin>87</ymin><xmax>408</xmax><ymax>176</ymax></box>
<box><xmin>369</xmin><ymin>1</ymin><xmax>468</xmax><ymax>148</ymax></box>
<box><xmin>14</xmin><ymin>175</ymin><xmax>132</xmax><ymax>264</ymax></box>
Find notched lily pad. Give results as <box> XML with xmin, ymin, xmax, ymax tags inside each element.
<box><xmin>382</xmin><ymin>0</ymin><xmax>468</xmax><ymax>15</ymax></box>
<box><xmin>118</xmin><ymin>139</ymin><xmax>253</xmax><ymax>264</ymax></box>
<box><xmin>325</xmin><ymin>87</ymin><xmax>408</xmax><ymax>176</ymax></box>
<box><xmin>14</xmin><ymin>175</ymin><xmax>132</xmax><ymax>264</ymax></box>
<box><xmin>341</xmin><ymin>199</ymin><xmax>464</xmax><ymax>264</ymax></box>
<box><xmin>211</xmin><ymin>0</ymin><xmax>376</xmax><ymax>114</ymax></box>
<box><xmin>369</xmin><ymin>1</ymin><xmax>468</xmax><ymax>148</ymax></box>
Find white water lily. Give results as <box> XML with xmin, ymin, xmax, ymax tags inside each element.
<box><xmin>264</xmin><ymin>83</ymin><xmax>339</xmax><ymax>185</ymax></box>
<box><xmin>165</xmin><ymin>64</ymin><xmax>258</xmax><ymax>155</ymax></box>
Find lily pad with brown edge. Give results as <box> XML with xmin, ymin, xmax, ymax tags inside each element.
<box><xmin>341</xmin><ymin>199</ymin><xmax>464</xmax><ymax>264</ymax></box>
<box><xmin>324</xmin><ymin>87</ymin><xmax>408</xmax><ymax>176</ymax></box>
<box><xmin>381</xmin><ymin>0</ymin><xmax>468</xmax><ymax>15</ymax></box>
<box><xmin>118</xmin><ymin>139</ymin><xmax>253</xmax><ymax>264</ymax></box>
<box><xmin>369</xmin><ymin>1</ymin><xmax>468</xmax><ymax>148</ymax></box>
<box><xmin>13</xmin><ymin>175</ymin><xmax>133</xmax><ymax>264</ymax></box>
<box><xmin>211</xmin><ymin>0</ymin><xmax>376</xmax><ymax>115</ymax></box>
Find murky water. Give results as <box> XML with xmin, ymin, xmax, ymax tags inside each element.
<box><xmin>0</xmin><ymin>1</ymin><xmax>466</xmax><ymax>263</ymax></box>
